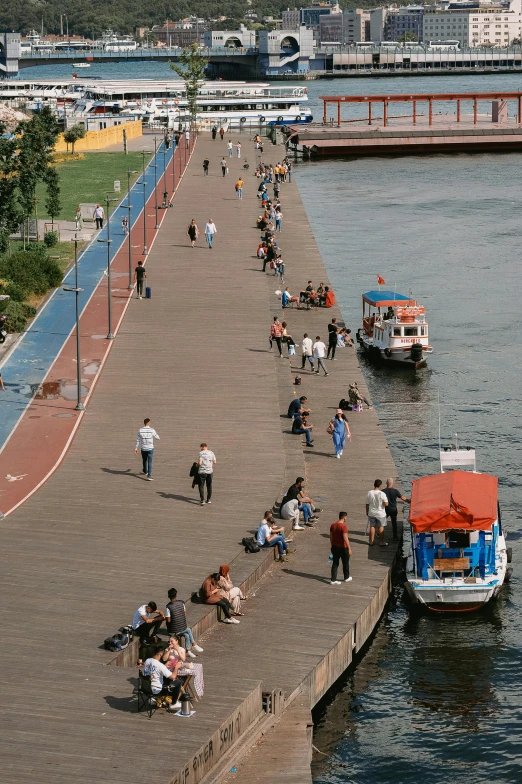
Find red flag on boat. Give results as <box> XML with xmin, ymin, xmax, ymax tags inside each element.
<box><xmin>377</xmin><ymin>275</ymin><xmax>385</xmax><ymax>285</ymax></box>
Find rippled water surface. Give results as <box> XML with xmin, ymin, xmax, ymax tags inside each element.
<box><xmin>295</xmin><ymin>78</ymin><xmax>522</xmax><ymax>784</ymax></box>
<box><xmin>19</xmin><ymin>62</ymin><xmax>522</xmax><ymax>782</ymax></box>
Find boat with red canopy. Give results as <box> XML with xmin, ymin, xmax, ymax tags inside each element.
<box><xmin>405</xmin><ymin>447</ymin><xmax>511</xmax><ymax>611</ymax></box>
<box><xmin>356</xmin><ymin>289</ymin><xmax>433</xmax><ymax>369</ymax></box>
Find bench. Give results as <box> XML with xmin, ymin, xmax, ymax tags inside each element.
<box><xmin>433</xmin><ymin>557</ymin><xmax>470</xmax><ymax>574</ymax></box>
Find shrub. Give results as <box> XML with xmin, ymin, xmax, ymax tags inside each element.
<box><xmin>44</xmin><ymin>231</ymin><xmax>58</xmax><ymax>248</ymax></box>
<box><xmin>2</xmin><ymin>300</ymin><xmax>36</xmax><ymax>333</ymax></box>
<box><xmin>0</xmin><ymin>247</ymin><xmax>62</xmax><ymax>298</ymax></box>
<box><xmin>0</xmin><ymin>279</ymin><xmax>25</xmax><ymax>302</ymax></box>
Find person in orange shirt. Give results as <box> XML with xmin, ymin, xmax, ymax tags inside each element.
<box><xmin>235</xmin><ymin>177</ymin><xmax>244</xmax><ymax>200</ymax></box>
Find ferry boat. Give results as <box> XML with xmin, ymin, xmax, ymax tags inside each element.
<box><xmin>356</xmin><ymin>289</ymin><xmax>432</xmax><ymax>369</ymax></box>
<box><xmin>0</xmin><ymin>79</ymin><xmax>311</xmax><ymax>129</ymax></box>
<box><xmin>405</xmin><ymin>445</ymin><xmax>512</xmax><ymax>612</ymax></box>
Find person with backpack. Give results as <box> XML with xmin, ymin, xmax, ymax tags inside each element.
<box><xmin>165</xmin><ymin>588</ymin><xmax>204</xmax><ymax>658</ymax></box>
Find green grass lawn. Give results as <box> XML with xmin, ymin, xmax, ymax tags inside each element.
<box><xmin>35</xmin><ymin>152</ymin><xmax>149</xmax><ymax>221</ymax></box>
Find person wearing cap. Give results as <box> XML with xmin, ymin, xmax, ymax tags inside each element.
<box><xmin>328</xmin><ymin>410</ymin><xmax>351</xmax><ymax>459</ymax></box>
<box><xmin>256</xmin><ymin>511</ymin><xmax>289</xmax><ymax>562</ymax></box>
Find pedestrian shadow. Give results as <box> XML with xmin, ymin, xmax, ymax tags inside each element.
<box><xmin>282</xmin><ymin>568</ymin><xmax>329</xmax><ymax>584</ymax></box>
<box><xmin>104</xmin><ymin>694</ymin><xmax>137</xmax><ymax>713</ymax></box>
<box><xmin>157</xmin><ymin>492</ymin><xmax>200</xmax><ymax>505</ymax></box>
<box><xmin>101</xmin><ymin>467</ymin><xmax>141</xmax><ymax>478</ymax></box>
<box><xmin>247</xmin><ymin>348</ymin><xmax>271</xmax><ymax>353</ymax></box>
<box><xmin>305</xmin><ymin>451</ymin><xmax>335</xmax><ymax>458</ymax></box>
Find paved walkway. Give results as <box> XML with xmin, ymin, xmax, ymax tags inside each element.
<box><xmin>0</xmin><ymin>136</ymin><xmax>193</xmax><ymax>516</ymax></box>
<box><xmin>0</xmin><ymin>135</ymin><xmax>400</xmax><ymax>784</ymax></box>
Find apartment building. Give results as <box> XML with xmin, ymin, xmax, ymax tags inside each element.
<box><xmin>423</xmin><ymin>2</ymin><xmax>522</xmax><ymax>46</ymax></box>
<box><xmin>319</xmin><ymin>8</ymin><xmax>371</xmax><ymax>42</ymax></box>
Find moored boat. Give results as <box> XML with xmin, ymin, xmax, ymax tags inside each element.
<box><xmin>356</xmin><ymin>289</ymin><xmax>432</xmax><ymax>369</ymax></box>
<box><xmin>405</xmin><ymin>447</ymin><xmax>512</xmax><ymax>612</ymax></box>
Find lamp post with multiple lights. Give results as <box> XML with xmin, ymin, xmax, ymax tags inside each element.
<box><xmin>96</xmin><ymin>195</ymin><xmax>120</xmax><ymax>340</ymax></box>
<box><xmin>62</xmin><ymin>233</ymin><xmax>84</xmax><ymax>411</ymax></box>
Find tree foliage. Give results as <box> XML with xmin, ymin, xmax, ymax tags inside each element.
<box><xmin>170</xmin><ymin>43</ymin><xmax>209</xmax><ymax>123</ymax></box>
<box><xmin>63</xmin><ymin>124</ymin><xmax>87</xmax><ymax>154</ymax></box>
<box><xmin>398</xmin><ymin>31</ymin><xmax>419</xmax><ymax>43</ymax></box>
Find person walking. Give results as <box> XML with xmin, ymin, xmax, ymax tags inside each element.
<box><xmin>236</xmin><ymin>141</ymin><xmax>241</xmax><ymax>158</ymax></box>
<box><xmin>219</xmin><ymin>127</ymin><xmax>225</xmax><ymax>141</ymax></box>
<box><xmin>301</xmin><ymin>333</ymin><xmax>314</xmax><ymax>371</ymax></box>
<box><xmin>273</xmin><ymin>180</ymin><xmax>280</xmax><ymax>199</ymax></box>
<box><xmin>327</xmin><ymin>318</ymin><xmax>339</xmax><ymax>360</ymax></box>
<box><xmin>330</xmin><ymin>512</ymin><xmax>352</xmax><ymax>585</ymax></box>
<box><xmin>235</xmin><ymin>176</ymin><xmax>244</xmax><ymax>199</ymax></box>
<box><xmin>205</xmin><ymin>218</ymin><xmax>217</xmax><ymax>249</ymax></box>
<box><xmin>187</xmin><ymin>219</ymin><xmax>199</xmax><ymax>248</ymax></box>
<box><xmin>93</xmin><ymin>203</ymin><xmax>104</xmax><ymax>230</ymax></box>
<box><xmin>227</xmin><ymin>140</ymin><xmax>233</xmax><ymax>158</ymax></box>
<box><xmin>198</xmin><ymin>443</ymin><xmax>216</xmax><ymax>505</ymax></box>
<box><xmin>328</xmin><ymin>410</ymin><xmax>351</xmax><ymax>458</ymax></box>
<box><xmin>313</xmin><ymin>336</ymin><xmax>329</xmax><ymax>376</ymax></box>
<box><xmin>383</xmin><ymin>477</ymin><xmax>410</xmax><ymax>541</ymax></box>
<box><xmin>275</xmin><ymin>207</ymin><xmax>283</xmax><ymax>232</ymax></box>
<box><xmin>133</xmin><ymin>260</ymin><xmax>147</xmax><ymax>299</ymax></box>
<box><xmin>366</xmin><ymin>479</ymin><xmax>389</xmax><ymax>547</ymax></box>
<box><xmin>288</xmin><ymin>161</ymin><xmax>293</xmax><ymax>183</ymax></box>
<box><xmin>211</xmin><ymin>124</ymin><xmax>217</xmax><ymax>140</ymax></box>
<box><xmin>121</xmin><ymin>214</ymin><xmax>128</xmax><ymax>235</ymax></box>
<box><xmin>75</xmin><ymin>205</ymin><xmax>83</xmax><ymax>231</ymax></box>
<box><xmin>270</xmin><ymin>316</ymin><xmax>284</xmax><ymax>357</ymax></box>
<box><xmin>134</xmin><ymin>418</ymin><xmax>160</xmax><ymax>480</ymax></box>
<box><xmin>203</xmin><ymin>157</ymin><xmax>210</xmax><ymax>176</ymax></box>
<box><xmin>221</xmin><ymin>157</ymin><xmax>227</xmax><ymax>177</ymax></box>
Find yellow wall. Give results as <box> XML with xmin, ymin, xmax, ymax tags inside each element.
<box><xmin>54</xmin><ymin>120</ymin><xmax>142</xmax><ymax>152</ymax></box>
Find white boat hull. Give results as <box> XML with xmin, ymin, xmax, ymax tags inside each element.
<box><xmin>357</xmin><ymin>334</ymin><xmax>430</xmax><ymax>369</ymax></box>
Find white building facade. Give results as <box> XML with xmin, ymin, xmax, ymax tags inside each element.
<box><xmin>423</xmin><ymin>1</ymin><xmax>522</xmax><ymax>47</ymax></box>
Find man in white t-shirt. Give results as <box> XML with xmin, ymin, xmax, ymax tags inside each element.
<box><xmin>257</xmin><ymin>511</ymin><xmax>289</xmax><ymax>562</ymax></box>
<box><xmin>205</xmin><ymin>218</ymin><xmax>217</xmax><ymax>248</ymax></box>
<box><xmin>143</xmin><ymin>647</ymin><xmax>182</xmax><ymax>709</ymax></box>
<box><xmin>366</xmin><ymin>479</ymin><xmax>389</xmax><ymax>547</ymax></box>
<box><xmin>198</xmin><ymin>442</ymin><xmax>216</xmax><ymax>505</ymax></box>
<box><xmin>312</xmin><ymin>336</ymin><xmax>329</xmax><ymax>377</ymax></box>
<box><xmin>132</xmin><ymin>601</ymin><xmax>165</xmax><ymax>644</ymax></box>
<box><xmin>301</xmin><ymin>333</ymin><xmax>314</xmax><ymax>371</ymax></box>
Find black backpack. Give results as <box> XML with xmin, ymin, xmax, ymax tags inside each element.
<box><xmin>242</xmin><ymin>536</ymin><xmax>260</xmax><ymax>553</ymax></box>
<box><xmin>104</xmin><ymin>625</ymin><xmax>133</xmax><ymax>652</ymax></box>
<box><xmin>338</xmin><ymin>398</ymin><xmax>352</xmax><ymax>411</ymax></box>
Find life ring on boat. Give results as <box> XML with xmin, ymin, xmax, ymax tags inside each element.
<box><xmin>277</xmin><ymin>115</ymin><xmax>284</xmax><ymax>123</ymax></box>
<box><xmin>295</xmin><ymin>115</ymin><xmax>302</xmax><ymax>122</ymax></box>
<box><xmin>240</xmin><ymin>116</ymin><xmax>246</xmax><ymax>123</ymax></box>
<box><xmin>384</xmin><ymin>348</ymin><xmax>392</xmax><ymax>358</ymax></box>
<box><xmin>259</xmin><ymin>116</ymin><xmax>266</xmax><ymax>122</ymax></box>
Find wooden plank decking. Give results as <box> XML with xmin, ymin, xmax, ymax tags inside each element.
<box><xmin>0</xmin><ymin>135</ymin><xmax>401</xmax><ymax>784</ymax></box>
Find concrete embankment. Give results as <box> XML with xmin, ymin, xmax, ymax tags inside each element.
<box><xmin>0</xmin><ymin>134</ymin><xmax>400</xmax><ymax>784</ymax></box>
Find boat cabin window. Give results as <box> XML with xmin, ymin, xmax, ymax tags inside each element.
<box><xmin>447</xmin><ymin>530</ymin><xmax>470</xmax><ymax>548</ymax></box>
<box><xmin>404</xmin><ymin>326</ymin><xmax>419</xmax><ymax>337</ymax></box>
<box><xmin>420</xmin><ymin>326</ymin><xmax>427</xmax><ymax>336</ymax></box>
<box><xmin>393</xmin><ymin>327</ymin><xmax>401</xmax><ymax>336</ymax></box>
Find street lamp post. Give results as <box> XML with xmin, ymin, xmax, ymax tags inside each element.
<box><xmin>97</xmin><ymin>195</ymin><xmax>119</xmax><ymax>340</ymax></box>
<box><xmin>140</xmin><ymin>149</ymin><xmax>152</xmax><ymax>254</ymax></box>
<box><xmin>161</xmin><ymin>138</ymin><xmax>168</xmax><ymax>207</ymax></box>
<box><xmin>62</xmin><ymin>234</ymin><xmax>84</xmax><ymax>411</ymax></box>
<box><xmin>126</xmin><ymin>169</ymin><xmax>138</xmax><ymax>288</ymax></box>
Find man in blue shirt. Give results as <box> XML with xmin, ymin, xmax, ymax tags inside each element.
<box><xmin>287</xmin><ymin>396</ymin><xmax>310</xmax><ymax>419</ymax></box>
<box><xmin>383</xmin><ymin>477</ymin><xmax>409</xmax><ymax>541</ymax></box>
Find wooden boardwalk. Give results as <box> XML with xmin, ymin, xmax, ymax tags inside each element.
<box><xmin>0</xmin><ymin>134</ymin><xmax>401</xmax><ymax>784</ymax></box>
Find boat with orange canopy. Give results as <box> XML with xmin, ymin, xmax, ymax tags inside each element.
<box><xmin>356</xmin><ymin>289</ymin><xmax>433</xmax><ymax>369</ymax></box>
<box><xmin>405</xmin><ymin>446</ymin><xmax>511</xmax><ymax>612</ymax></box>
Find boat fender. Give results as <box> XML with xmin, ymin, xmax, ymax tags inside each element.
<box><xmin>277</xmin><ymin>115</ymin><xmax>284</xmax><ymax>123</ymax></box>
<box><xmin>295</xmin><ymin>115</ymin><xmax>302</xmax><ymax>122</ymax></box>
<box><xmin>410</xmin><ymin>343</ymin><xmax>423</xmax><ymax>362</ymax></box>
<box><xmin>240</xmin><ymin>116</ymin><xmax>246</xmax><ymax>123</ymax></box>
<box><xmin>384</xmin><ymin>348</ymin><xmax>392</xmax><ymax>358</ymax></box>
<box><xmin>507</xmin><ymin>547</ymin><xmax>513</xmax><ymax>564</ymax></box>
<box><xmin>259</xmin><ymin>116</ymin><xmax>266</xmax><ymax>122</ymax></box>
<box><xmin>505</xmin><ymin>567</ymin><xmax>513</xmax><ymax>582</ymax></box>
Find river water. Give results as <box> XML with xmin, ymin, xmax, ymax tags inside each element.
<box><xmin>18</xmin><ymin>62</ymin><xmax>522</xmax><ymax>783</ymax></box>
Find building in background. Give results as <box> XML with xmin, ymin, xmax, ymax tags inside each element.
<box><xmin>204</xmin><ymin>25</ymin><xmax>256</xmax><ymax>49</ymax></box>
<box><xmin>423</xmin><ymin>0</ymin><xmax>522</xmax><ymax>47</ymax></box>
<box><xmin>282</xmin><ymin>8</ymin><xmax>301</xmax><ymax>28</ymax></box>
<box><xmin>386</xmin><ymin>6</ymin><xmax>424</xmax><ymax>41</ymax></box>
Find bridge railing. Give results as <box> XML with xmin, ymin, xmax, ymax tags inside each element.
<box><xmin>20</xmin><ymin>46</ymin><xmax>259</xmax><ymax>60</ymax></box>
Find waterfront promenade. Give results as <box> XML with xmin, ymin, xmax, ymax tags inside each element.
<box><xmin>0</xmin><ymin>135</ymin><xmax>399</xmax><ymax>784</ymax></box>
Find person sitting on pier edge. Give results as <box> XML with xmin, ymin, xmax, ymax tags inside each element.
<box><xmin>199</xmin><ymin>575</ymin><xmax>240</xmax><ymax>624</ymax></box>
<box><xmin>292</xmin><ymin>411</ymin><xmax>314</xmax><ymax>447</ymax></box>
<box><xmin>288</xmin><ymin>395</ymin><xmax>310</xmax><ymax>419</ymax></box>
<box><xmin>282</xmin><ymin>478</ymin><xmax>320</xmax><ymax>526</ymax></box>
<box><xmin>348</xmin><ymin>382</ymin><xmax>372</xmax><ymax>409</ymax></box>
<box><xmin>257</xmin><ymin>511</ymin><xmax>289</xmax><ymax>562</ymax></box>
<box><xmin>324</xmin><ymin>286</ymin><xmax>335</xmax><ymax>308</ymax></box>
<box><xmin>165</xmin><ymin>588</ymin><xmax>204</xmax><ymax>659</ymax></box>
<box><xmin>143</xmin><ymin>645</ymin><xmax>183</xmax><ymax>710</ymax></box>
<box><xmin>132</xmin><ymin>601</ymin><xmax>165</xmax><ymax>645</ymax></box>
<box><xmin>383</xmin><ymin>478</ymin><xmax>410</xmax><ymax>541</ymax></box>
<box><xmin>280</xmin><ymin>495</ymin><xmax>305</xmax><ymax>531</ymax></box>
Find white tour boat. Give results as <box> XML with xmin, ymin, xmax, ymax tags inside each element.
<box><xmin>405</xmin><ymin>446</ymin><xmax>512</xmax><ymax>612</ymax></box>
<box><xmin>356</xmin><ymin>289</ymin><xmax>432</xmax><ymax>369</ymax></box>
<box><xmin>0</xmin><ymin>79</ymin><xmax>312</xmax><ymax>129</ymax></box>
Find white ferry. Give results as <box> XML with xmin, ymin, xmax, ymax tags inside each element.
<box><xmin>405</xmin><ymin>445</ymin><xmax>512</xmax><ymax>612</ymax></box>
<box><xmin>94</xmin><ymin>30</ymin><xmax>138</xmax><ymax>52</ymax></box>
<box><xmin>356</xmin><ymin>289</ymin><xmax>432</xmax><ymax>369</ymax></box>
<box><xmin>0</xmin><ymin>79</ymin><xmax>311</xmax><ymax>129</ymax></box>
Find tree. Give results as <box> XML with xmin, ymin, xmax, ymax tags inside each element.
<box><xmin>169</xmin><ymin>43</ymin><xmax>209</xmax><ymax>126</ymax></box>
<box><xmin>63</xmin><ymin>124</ymin><xmax>87</xmax><ymax>154</ymax></box>
<box><xmin>398</xmin><ymin>31</ymin><xmax>419</xmax><ymax>44</ymax></box>
<box><xmin>44</xmin><ymin>167</ymin><xmax>61</xmax><ymax>229</ymax></box>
